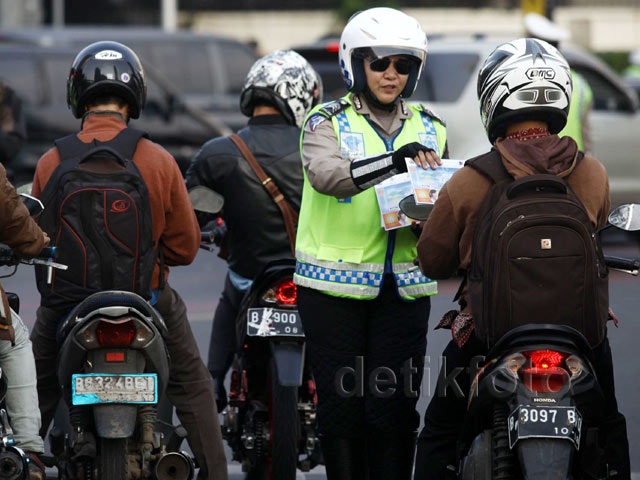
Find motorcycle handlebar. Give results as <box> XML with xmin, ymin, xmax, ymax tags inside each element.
<box><xmin>0</xmin><ymin>246</ymin><xmax>58</xmax><ymax>267</ymax></box>
<box><xmin>605</xmin><ymin>255</ymin><xmax>640</xmax><ymax>275</ymax></box>
<box><xmin>201</xmin><ymin>231</ymin><xmax>215</xmax><ymax>244</ymax></box>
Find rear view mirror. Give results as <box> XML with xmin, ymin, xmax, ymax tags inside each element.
<box><xmin>608</xmin><ymin>204</ymin><xmax>640</xmax><ymax>231</ymax></box>
<box><xmin>188</xmin><ymin>186</ymin><xmax>224</xmax><ymax>214</ymax></box>
<box><xmin>399</xmin><ymin>195</ymin><xmax>434</xmax><ymax>222</ymax></box>
<box><xmin>20</xmin><ymin>193</ymin><xmax>44</xmax><ymax>218</ymax></box>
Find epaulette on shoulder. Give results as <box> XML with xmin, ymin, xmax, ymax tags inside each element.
<box><xmin>417</xmin><ymin>104</ymin><xmax>446</xmax><ymax>127</ymax></box>
<box><xmin>318</xmin><ymin>99</ymin><xmax>349</xmax><ymax>118</ymax></box>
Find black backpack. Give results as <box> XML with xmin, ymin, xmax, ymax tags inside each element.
<box><xmin>36</xmin><ymin>128</ymin><xmax>156</xmax><ymax>311</ymax></box>
<box><xmin>466</xmin><ymin>150</ymin><xmax>609</xmax><ymax>348</ymax></box>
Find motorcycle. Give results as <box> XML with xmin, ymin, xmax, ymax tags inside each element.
<box><xmin>190</xmin><ymin>186</ymin><xmax>320</xmax><ymax>479</ymax></box>
<box><xmin>0</xmin><ymin>192</ymin><xmax>66</xmax><ymax>479</ymax></box>
<box><xmin>52</xmin><ymin>289</ymin><xmax>195</xmax><ymax>480</ymax></box>
<box><xmin>400</xmin><ymin>196</ymin><xmax>639</xmax><ymax>479</ymax></box>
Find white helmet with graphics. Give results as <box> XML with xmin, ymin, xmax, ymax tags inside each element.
<box><xmin>240</xmin><ymin>50</ymin><xmax>322</xmax><ymax>129</ymax></box>
<box><xmin>477</xmin><ymin>37</ymin><xmax>573</xmax><ymax>144</ymax></box>
<box><xmin>338</xmin><ymin>7</ymin><xmax>428</xmax><ymax>97</ymax></box>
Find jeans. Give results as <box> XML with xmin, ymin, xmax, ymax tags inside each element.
<box><xmin>1</xmin><ymin>309</ymin><xmax>43</xmax><ymax>453</ymax></box>
<box><xmin>207</xmin><ymin>274</ymin><xmax>246</xmax><ymax>379</ymax></box>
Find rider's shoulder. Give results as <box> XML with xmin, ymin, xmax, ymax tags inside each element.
<box><xmin>316</xmin><ymin>98</ymin><xmax>350</xmax><ymax>118</ymax></box>
<box><xmin>413</xmin><ymin>103</ymin><xmax>447</xmax><ymax>127</ymax></box>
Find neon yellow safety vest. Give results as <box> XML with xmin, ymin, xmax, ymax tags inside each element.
<box><xmin>294</xmin><ymin>95</ymin><xmax>447</xmax><ymax>300</ymax></box>
<box><xmin>559</xmin><ymin>70</ymin><xmax>592</xmax><ymax>151</ymax></box>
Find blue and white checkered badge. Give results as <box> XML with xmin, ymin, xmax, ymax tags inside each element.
<box><xmin>419</xmin><ymin>133</ymin><xmax>439</xmax><ymax>155</ymax></box>
<box><xmin>340</xmin><ymin>132</ymin><xmax>366</xmax><ymax>160</ymax></box>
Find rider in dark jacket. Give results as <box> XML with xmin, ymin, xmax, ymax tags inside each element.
<box><xmin>185</xmin><ymin>50</ymin><xmax>321</xmax><ymax>409</ymax></box>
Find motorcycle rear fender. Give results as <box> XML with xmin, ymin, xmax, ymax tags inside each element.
<box><xmin>92</xmin><ymin>404</ymin><xmax>138</xmax><ymax>438</ymax></box>
<box><xmin>516</xmin><ymin>438</ymin><xmax>574</xmax><ymax>478</ymax></box>
<box><xmin>269</xmin><ymin>341</ymin><xmax>305</xmax><ymax>387</ymax></box>
<box><xmin>57</xmin><ymin>314</ymin><xmax>170</xmax><ymax>395</ymax></box>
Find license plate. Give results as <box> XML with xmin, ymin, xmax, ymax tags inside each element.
<box><xmin>247</xmin><ymin>308</ymin><xmax>304</xmax><ymax>337</ymax></box>
<box><xmin>508</xmin><ymin>405</ymin><xmax>582</xmax><ymax>449</ymax></box>
<box><xmin>72</xmin><ymin>373</ymin><xmax>157</xmax><ymax>405</ymax></box>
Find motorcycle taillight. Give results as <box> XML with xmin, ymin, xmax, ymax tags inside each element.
<box><xmin>518</xmin><ymin>350</ymin><xmax>569</xmax><ymax>394</ymax></box>
<box><xmin>96</xmin><ymin>319</ymin><xmax>136</xmax><ymax>347</ymax></box>
<box><xmin>275</xmin><ymin>279</ymin><xmax>297</xmax><ymax>306</ymax></box>
<box><xmin>261</xmin><ymin>278</ymin><xmax>297</xmax><ymax>306</ymax></box>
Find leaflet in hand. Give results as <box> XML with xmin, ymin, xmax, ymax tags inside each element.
<box><xmin>405</xmin><ymin>158</ymin><xmax>465</xmax><ymax>204</ymax></box>
<box><xmin>374</xmin><ymin>173</ymin><xmax>414</xmax><ymax>231</ymax></box>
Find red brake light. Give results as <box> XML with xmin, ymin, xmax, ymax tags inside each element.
<box><xmin>106</xmin><ymin>352</ymin><xmax>125</xmax><ymax>362</ymax></box>
<box><xmin>96</xmin><ymin>319</ymin><xmax>136</xmax><ymax>347</ymax></box>
<box><xmin>275</xmin><ymin>279</ymin><xmax>297</xmax><ymax>306</ymax></box>
<box><xmin>325</xmin><ymin>42</ymin><xmax>340</xmax><ymax>53</ymax></box>
<box><xmin>518</xmin><ymin>350</ymin><xmax>568</xmax><ymax>393</ymax></box>
<box><xmin>528</xmin><ymin>350</ymin><xmax>564</xmax><ymax>369</ymax></box>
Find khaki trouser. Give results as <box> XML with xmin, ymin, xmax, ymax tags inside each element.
<box><xmin>31</xmin><ymin>284</ymin><xmax>228</xmax><ymax>479</ymax></box>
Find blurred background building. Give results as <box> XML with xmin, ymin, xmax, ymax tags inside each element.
<box><xmin>1</xmin><ymin>0</ymin><xmax>639</xmax><ymax>57</ymax></box>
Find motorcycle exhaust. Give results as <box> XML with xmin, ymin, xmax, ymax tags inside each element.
<box><xmin>154</xmin><ymin>451</ymin><xmax>195</xmax><ymax>480</ymax></box>
<box><xmin>0</xmin><ymin>449</ymin><xmax>27</xmax><ymax>480</ymax></box>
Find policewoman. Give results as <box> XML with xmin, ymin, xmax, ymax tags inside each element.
<box><xmin>294</xmin><ymin>8</ymin><xmax>448</xmax><ymax>479</ymax></box>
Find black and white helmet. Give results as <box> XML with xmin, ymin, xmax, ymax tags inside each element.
<box><xmin>240</xmin><ymin>50</ymin><xmax>321</xmax><ymax>129</ymax></box>
<box><xmin>477</xmin><ymin>38</ymin><xmax>573</xmax><ymax>144</ymax></box>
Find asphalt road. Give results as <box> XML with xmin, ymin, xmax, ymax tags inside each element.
<box><xmin>2</xmin><ymin>234</ymin><xmax>639</xmax><ymax>478</ymax></box>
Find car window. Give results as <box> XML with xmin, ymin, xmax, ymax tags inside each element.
<box><xmin>43</xmin><ymin>56</ymin><xmax>74</xmax><ymax>105</ymax></box>
<box><xmin>571</xmin><ymin>65</ymin><xmax>634</xmax><ymax>112</ymax></box>
<box><xmin>0</xmin><ymin>56</ymin><xmax>42</xmax><ymax>105</ymax></box>
<box><xmin>219</xmin><ymin>40</ymin><xmax>255</xmax><ymax>94</ymax></box>
<box><xmin>150</xmin><ymin>42</ymin><xmax>215</xmax><ymax>95</ymax></box>
<box><xmin>413</xmin><ymin>53</ymin><xmax>480</xmax><ymax>103</ymax></box>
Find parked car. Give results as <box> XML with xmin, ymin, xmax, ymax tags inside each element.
<box><xmin>295</xmin><ymin>34</ymin><xmax>640</xmax><ymax>207</ymax></box>
<box><xmin>0</xmin><ymin>27</ymin><xmax>259</xmax><ymax>182</ymax></box>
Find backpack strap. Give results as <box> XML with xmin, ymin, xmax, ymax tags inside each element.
<box><xmin>228</xmin><ymin>134</ymin><xmax>298</xmax><ymax>257</ymax></box>
<box><xmin>54</xmin><ymin>127</ymin><xmax>148</xmax><ymax>168</ymax></box>
<box><xmin>465</xmin><ymin>149</ymin><xmax>511</xmax><ymax>185</ymax></box>
<box><xmin>42</xmin><ymin>128</ymin><xmax>148</xmax><ymax>207</ymax></box>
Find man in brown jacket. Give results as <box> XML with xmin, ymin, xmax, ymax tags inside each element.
<box><xmin>30</xmin><ymin>41</ymin><xmax>227</xmax><ymax>479</ymax></box>
<box><xmin>414</xmin><ymin>38</ymin><xmax>629</xmax><ymax>479</ymax></box>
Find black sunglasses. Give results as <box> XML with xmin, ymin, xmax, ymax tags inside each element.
<box><xmin>368</xmin><ymin>57</ymin><xmax>414</xmax><ymax>75</ymax></box>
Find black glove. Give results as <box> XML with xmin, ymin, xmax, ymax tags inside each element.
<box><xmin>391</xmin><ymin>142</ymin><xmax>434</xmax><ymax>172</ymax></box>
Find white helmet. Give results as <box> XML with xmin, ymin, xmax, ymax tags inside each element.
<box><xmin>477</xmin><ymin>38</ymin><xmax>573</xmax><ymax>144</ymax></box>
<box><xmin>240</xmin><ymin>50</ymin><xmax>322</xmax><ymax>129</ymax></box>
<box><xmin>523</xmin><ymin>13</ymin><xmax>570</xmax><ymax>45</ymax></box>
<box><xmin>338</xmin><ymin>7</ymin><xmax>428</xmax><ymax>97</ymax></box>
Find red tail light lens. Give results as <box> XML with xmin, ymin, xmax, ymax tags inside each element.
<box><xmin>96</xmin><ymin>319</ymin><xmax>136</xmax><ymax>347</ymax></box>
<box><xmin>518</xmin><ymin>350</ymin><xmax>569</xmax><ymax>394</ymax></box>
<box><xmin>325</xmin><ymin>42</ymin><xmax>340</xmax><ymax>53</ymax></box>
<box><xmin>528</xmin><ymin>350</ymin><xmax>564</xmax><ymax>369</ymax></box>
<box><xmin>275</xmin><ymin>279</ymin><xmax>297</xmax><ymax>306</ymax></box>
